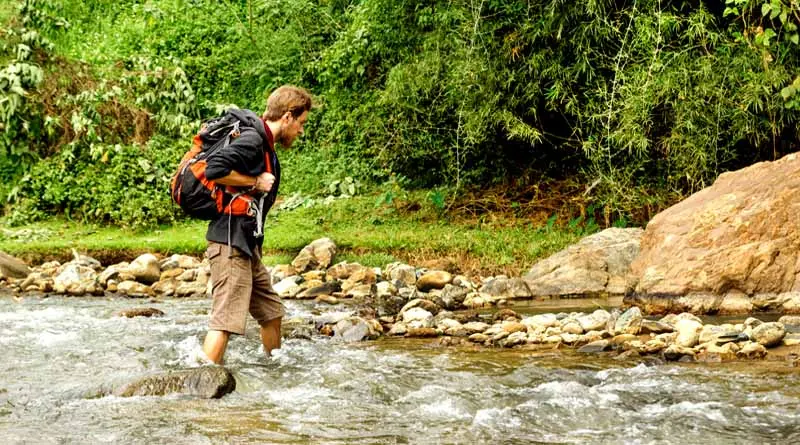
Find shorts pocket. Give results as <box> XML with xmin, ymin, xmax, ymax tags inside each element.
<box><xmin>206</xmin><ymin>243</ymin><xmax>223</xmax><ymax>260</ymax></box>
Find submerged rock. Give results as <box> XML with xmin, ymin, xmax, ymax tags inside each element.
<box><xmin>113</xmin><ymin>366</ymin><xmax>235</xmax><ymax>398</ymax></box>
<box><xmin>114</xmin><ymin>308</ymin><xmax>165</xmax><ymax>318</ymax></box>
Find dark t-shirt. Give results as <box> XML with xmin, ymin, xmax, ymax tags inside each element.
<box><xmin>203</xmin><ymin>108</ymin><xmax>281</xmax><ymax>257</ymax></box>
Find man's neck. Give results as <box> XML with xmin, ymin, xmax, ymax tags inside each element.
<box><xmin>266</xmin><ymin>120</ymin><xmax>281</xmax><ymax>142</ymax></box>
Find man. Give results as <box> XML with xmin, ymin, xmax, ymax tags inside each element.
<box><xmin>201</xmin><ymin>85</ymin><xmax>312</xmax><ymax>364</ymax></box>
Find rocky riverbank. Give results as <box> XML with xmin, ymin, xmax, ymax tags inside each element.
<box><xmin>2</xmin><ymin>237</ymin><xmax>800</xmax><ymax>365</ymax></box>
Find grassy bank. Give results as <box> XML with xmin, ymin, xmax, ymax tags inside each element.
<box><xmin>0</xmin><ymin>195</ymin><xmax>587</xmax><ymax>276</ymax></box>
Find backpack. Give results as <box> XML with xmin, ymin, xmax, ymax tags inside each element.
<box><xmin>169</xmin><ymin>113</ymin><xmax>266</xmax><ymax>220</ymax></box>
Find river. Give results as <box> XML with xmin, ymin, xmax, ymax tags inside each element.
<box><xmin>1</xmin><ymin>295</ymin><xmax>799</xmax><ymax>444</ymax></box>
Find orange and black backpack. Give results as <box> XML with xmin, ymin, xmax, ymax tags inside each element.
<box><xmin>169</xmin><ymin>114</ymin><xmax>268</xmax><ymax>220</ymax></box>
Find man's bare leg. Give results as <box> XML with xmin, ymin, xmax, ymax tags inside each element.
<box><xmin>203</xmin><ymin>329</ymin><xmax>230</xmax><ymax>364</ymax></box>
<box><xmin>260</xmin><ymin>317</ymin><xmax>282</xmax><ymax>356</ymax></box>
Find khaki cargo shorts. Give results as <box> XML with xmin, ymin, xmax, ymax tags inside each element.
<box><xmin>207</xmin><ymin>241</ymin><xmax>285</xmax><ymax>335</ymax></box>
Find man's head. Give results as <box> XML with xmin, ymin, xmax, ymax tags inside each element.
<box><xmin>263</xmin><ymin>85</ymin><xmax>313</xmax><ymax>148</ymax></box>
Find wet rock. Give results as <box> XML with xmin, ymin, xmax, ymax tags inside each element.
<box><xmin>326</xmin><ymin>261</ymin><xmax>364</xmax><ymax>280</ymax></box>
<box><xmin>778</xmin><ymin>315</ymin><xmax>800</xmax><ymax>329</ymax></box>
<box><xmin>698</xmin><ymin>325</ymin><xmax>729</xmax><ymax>344</ymax></box>
<box><xmin>282</xmin><ymin>317</ymin><xmax>315</xmax><ymax>340</ymax></box>
<box><xmin>341</xmin><ymin>267</ymin><xmax>377</xmax><ymax>293</ymax></box>
<box><xmin>270</xmin><ymin>264</ymin><xmax>296</xmax><ymax>282</ymax></box>
<box><xmin>406</xmin><ymin>327</ymin><xmax>438</xmax><ymax>338</ymax></box>
<box><xmin>462</xmin><ymin>292</ymin><xmax>495</xmax><ymax>309</ymax></box>
<box><xmin>297</xmin><ymin>281</ymin><xmax>341</xmax><ymax>299</ymax></box>
<box><xmin>674</xmin><ymin>319</ymin><xmax>703</xmax><ymax>348</ymax></box>
<box><xmin>273</xmin><ymin>277</ymin><xmax>302</xmax><ymax>298</ymax></box>
<box><xmin>737</xmin><ymin>342</ymin><xmax>768</xmax><ymax>359</ymax></box>
<box><xmin>160</xmin><ymin>254</ymin><xmax>200</xmax><ymax>271</ymax></box>
<box><xmin>344</xmin><ymin>283</ymin><xmax>375</xmax><ymax>300</ymax></box>
<box><xmin>479</xmin><ymin>277</ymin><xmax>532</xmax><ymax>300</ymax></box>
<box><xmin>499</xmin><ymin>331</ymin><xmax>528</xmax><ymax>347</ymax></box>
<box><xmin>614</xmin><ymin>307</ymin><xmax>643</xmax><ymax>335</ymax></box>
<box><xmin>402</xmin><ymin>307</ymin><xmax>434</xmax><ymax>329</ymax></box>
<box><xmin>751</xmin><ymin>322</ymin><xmax>786</xmax><ymax>348</ymax></box>
<box><xmin>560</xmin><ymin>319</ymin><xmax>584</xmax><ymax>335</ymax></box>
<box><xmin>524</xmin><ymin>228</ymin><xmax>643</xmax><ymax>297</ymax></box>
<box><xmin>114</xmin><ymin>307</ymin><xmax>165</xmax><ymax>318</ymax></box>
<box><xmin>117</xmin><ymin>281</ymin><xmax>155</xmax><ymax>298</ymax></box>
<box><xmin>376</xmin><ymin>292</ymin><xmax>406</xmax><ymax>317</ymax></box>
<box><xmin>291</xmin><ymin>237</ymin><xmax>337</xmax><ymax>272</ymax></box>
<box><xmin>114</xmin><ymin>366</ymin><xmax>235</xmax><ymax>398</ymax></box>
<box><xmin>333</xmin><ymin>317</ymin><xmax>373</xmax><ymax>342</ymax></box>
<box><xmin>468</xmin><ymin>333</ymin><xmax>489</xmax><ymax>343</ymax></box>
<box><xmin>578</xmin><ymin>340</ymin><xmax>612</xmax><ymax>354</ymax></box>
<box><xmin>177</xmin><ymin>269</ymin><xmax>197</xmax><ymax>282</ymax></box>
<box><xmin>577</xmin><ymin>310</ymin><xmax>611</xmax><ymax>332</ymax></box>
<box><xmin>782</xmin><ymin>333</ymin><xmax>800</xmax><ymax>346</ymax></box>
<box><xmin>663</xmin><ymin>345</ymin><xmax>696</xmax><ymax>361</ymax></box>
<box><xmin>388</xmin><ymin>322</ymin><xmax>408</xmax><ymax>336</ymax></box>
<box><xmin>126</xmin><ymin>254</ymin><xmax>161</xmax><ymax>285</ymax></box>
<box><xmin>0</xmin><ymin>251</ymin><xmax>30</xmax><ymax>279</ymax></box>
<box><xmin>315</xmin><ymin>295</ymin><xmax>339</xmax><ymax>305</ymax></box>
<box><xmin>152</xmin><ymin>279</ymin><xmax>177</xmax><ymax>297</ymax></box>
<box><xmin>302</xmin><ymin>270</ymin><xmax>327</xmax><ymax>282</ymax></box>
<box><xmin>416</xmin><ymin>271</ymin><xmax>453</xmax><ymax>292</ymax></box>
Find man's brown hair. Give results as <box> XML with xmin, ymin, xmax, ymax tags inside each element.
<box><xmin>263</xmin><ymin>85</ymin><xmax>313</xmax><ymax>121</ymax></box>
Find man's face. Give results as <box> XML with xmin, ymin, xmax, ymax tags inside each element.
<box><xmin>278</xmin><ymin>110</ymin><xmax>308</xmax><ymax>148</ymax></box>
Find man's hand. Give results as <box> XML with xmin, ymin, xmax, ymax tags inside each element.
<box><xmin>254</xmin><ymin>173</ymin><xmax>275</xmax><ymax>193</ymax></box>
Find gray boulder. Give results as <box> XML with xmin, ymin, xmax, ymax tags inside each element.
<box><xmin>113</xmin><ymin>366</ymin><xmax>235</xmax><ymax>398</ymax></box>
<box><xmin>524</xmin><ymin>228</ymin><xmax>643</xmax><ymax>297</ymax></box>
<box><xmin>291</xmin><ymin>238</ymin><xmax>337</xmax><ymax>272</ymax></box>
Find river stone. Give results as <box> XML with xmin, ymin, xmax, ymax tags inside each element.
<box><xmin>0</xmin><ymin>251</ymin><xmax>30</xmax><ymax>279</ymax></box>
<box><xmin>782</xmin><ymin>333</ymin><xmax>800</xmax><ymax>346</ymax></box>
<box><xmin>778</xmin><ymin>315</ymin><xmax>800</xmax><ymax>328</ymax></box>
<box><xmin>406</xmin><ymin>327</ymin><xmax>438</xmax><ymax>338</ymax></box>
<box><xmin>578</xmin><ymin>340</ymin><xmax>612</xmax><ymax>353</ymax></box>
<box><xmin>53</xmin><ymin>264</ymin><xmax>99</xmax><ymax>295</ymax></box>
<box><xmin>640</xmin><ymin>320</ymin><xmax>674</xmax><ymax>335</ymax></box>
<box><xmin>718</xmin><ymin>291</ymin><xmax>755</xmax><ymax>314</ymax></box>
<box><xmin>297</xmin><ymin>281</ymin><xmax>341</xmax><ymax>299</ymax></box>
<box><xmin>631</xmin><ymin>152</ymin><xmax>800</xmax><ymax>302</ymax></box>
<box><xmin>698</xmin><ymin>325</ymin><xmax>728</xmax><ymax>344</ymax></box>
<box><xmin>416</xmin><ymin>271</ymin><xmax>453</xmax><ymax>292</ymax></box>
<box><xmin>117</xmin><ymin>280</ymin><xmax>155</xmax><ymax>298</ymax></box>
<box><xmin>291</xmin><ymin>237</ymin><xmax>337</xmax><ymax>272</ymax></box>
<box><xmin>388</xmin><ymin>322</ymin><xmax>408</xmax><ymax>336</ymax></box>
<box><xmin>399</xmin><ymin>298</ymin><xmax>441</xmax><ymax>316</ymax></box>
<box><xmin>114</xmin><ymin>366</ymin><xmax>235</xmax><ymax>398</ymax></box>
<box><xmin>782</xmin><ymin>292</ymin><xmax>800</xmax><ymax>313</ymax></box>
<box><xmin>500</xmin><ymin>331</ymin><xmax>528</xmax><ymax>348</ymax></box>
<box><xmin>159</xmin><ymin>268</ymin><xmax>185</xmax><ymax>282</ymax></box>
<box><xmin>522</xmin><ymin>313</ymin><xmax>559</xmax><ymax>330</ymax></box>
<box><xmin>341</xmin><ymin>267</ymin><xmax>376</xmax><ymax>292</ymax></box>
<box><xmin>333</xmin><ymin>317</ymin><xmax>373</xmax><ymax>342</ymax></box>
<box><xmin>175</xmin><ymin>281</ymin><xmax>207</xmax><ymax>298</ymax></box>
<box><xmin>272</xmin><ymin>277</ymin><xmax>302</xmax><ymax>298</ymax></box>
<box><xmin>345</xmin><ymin>283</ymin><xmax>375</xmax><ymax>300</ymax></box>
<box><xmin>501</xmin><ymin>321</ymin><xmax>527</xmax><ymax>334</ymax></box>
<box><xmin>737</xmin><ymin>342</ymin><xmax>768</xmax><ymax>359</ymax></box>
<box><xmin>463</xmin><ymin>322</ymin><xmax>490</xmax><ymax>334</ymax></box>
<box><xmin>663</xmin><ymin>345</ymin><xmax>696</xmax><ymax>361</ymax></box>
<box><xmin>479</xmin><ymin>277</ymin><xmax>532</xmax><ymax>299</ymax></box>
<box><xmin>325</xmin><ymin>261</ymin><xmax>363</xmax><ymax>280</ymax></box>
<box><xmin>115</xmin><ymin>307</ymin><xmax>165</xmax><ymax>318</ymax></box>
<box><xmin>122</xmin><ymin>254</ymin><xmax>160</xmax><ymax>285</ymax></box>
<box><xmin>463</xmin><ymin>292</ymin><xmax>496</xmax><ymax>309</ymax></box>
<box><xmin>270</xmin><ymin>264</ymin><xmax>296</xmax><ymax>282</ymax></box>
<box><xmin>161</xmin><ymin>254</ymin><xmax>201</xmax><ymax>271</ymax></box>
<box><xmin>152</xmin><ymin>279</ymin><xmax>177</xmax><ymax>296</ymax></box>
<box><xmin>385</xmin><ymin>262</ymin><xmax>416</xmax><ymax>287</ymax></box>
<box><xmin>402</xmin><ymin>307</ymin><xmax>434</xmax><ymax>329</ymax></box>
<box><xmin>674</xmin><ymin>319</ymin><xmax>704</xmax><ymax>348</ymax></box>
<box><xmin>577</xmin><ymin>310</ymin><xmax>610</xmax><ymax>332</ymax></box>
<box><xmin>439</xmin><ymin>284</ymin><xmax>469</xmax><ymax>310</ymax></box>
<box><xmin>524</xmin><ymin>228</ymin><xmax>643</xmax><ymax>298</ymax></box>
<box><xmin>282</xmin><ymin>317</ymin><xmax>315</xmax><ymax>340</ymax></box>
<box><xmin>751</xmin><ymin>322</ymin><xmax>786</xmax><ymax>347</ymax></box>
<box><xmin>614</xmin><ymin>307</ymin><xmax>643</xmax><ymax>335</ymax></box>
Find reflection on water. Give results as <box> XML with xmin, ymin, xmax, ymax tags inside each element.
<box><xmin>1</xmin><ymin>296</ymin><xmax>799</xmax><ymax>444</ymax></box>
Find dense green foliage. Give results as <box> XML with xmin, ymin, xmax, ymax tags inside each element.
<box><xmin>1</xmin><ymin>0</ymin><xmax>799</xmax><ymax>228</ymax></box>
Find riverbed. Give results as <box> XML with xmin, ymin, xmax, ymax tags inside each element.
<box><xmin>1</xmin><ymin>295</ymin><xmax>799</xmax><ymax>444</ymax></box>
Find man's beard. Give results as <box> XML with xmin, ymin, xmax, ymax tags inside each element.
<box><xmin>277</xmin><ymin>133</ymin><xmax>294</xmax><ymax>148</ymax></box>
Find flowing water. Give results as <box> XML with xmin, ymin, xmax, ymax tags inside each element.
<box><xmin>1</xmin><ymin>295</ymin><xmax>799</xmax><ymax>444</ymax></box>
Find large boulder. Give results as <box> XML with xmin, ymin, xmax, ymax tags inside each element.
<box><xmin>0</xmin><ymin>251</ymin><xmax>30</xmax><ymax>279</ymax></box>
<box><xmin>523</xmin><ymin>228</ymin><xmax>644</xmax><ymax>298</ymax></box>
<box><xmin>113</xmin><ymin>366</ymin><xmax>236</xmax><ymax>398</ymax></box>
<box><xmin>291</xmin><ymin>238</ymin><xmax>337</xmax><ymax>272</ymax></box>
<box><xmin>126</xmin><ymin>254</ymin><xmax>161</xmax><ymax>285</ymax></box>
<box><xmin>628</xmin><ymin>153</ymin><xmax>800</xmax><ymax>313</ymax></box>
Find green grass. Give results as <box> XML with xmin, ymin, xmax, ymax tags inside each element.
<box><xmin>0</xmin><ymin>196</ymin><xmax>584</xmax><ymax>275</ymax></box>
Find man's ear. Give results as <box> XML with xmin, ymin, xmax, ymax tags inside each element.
<box><xmin>282</xmin><ymin>111</ymin><xmax>293</xmax><ymax>122</ymax></box>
